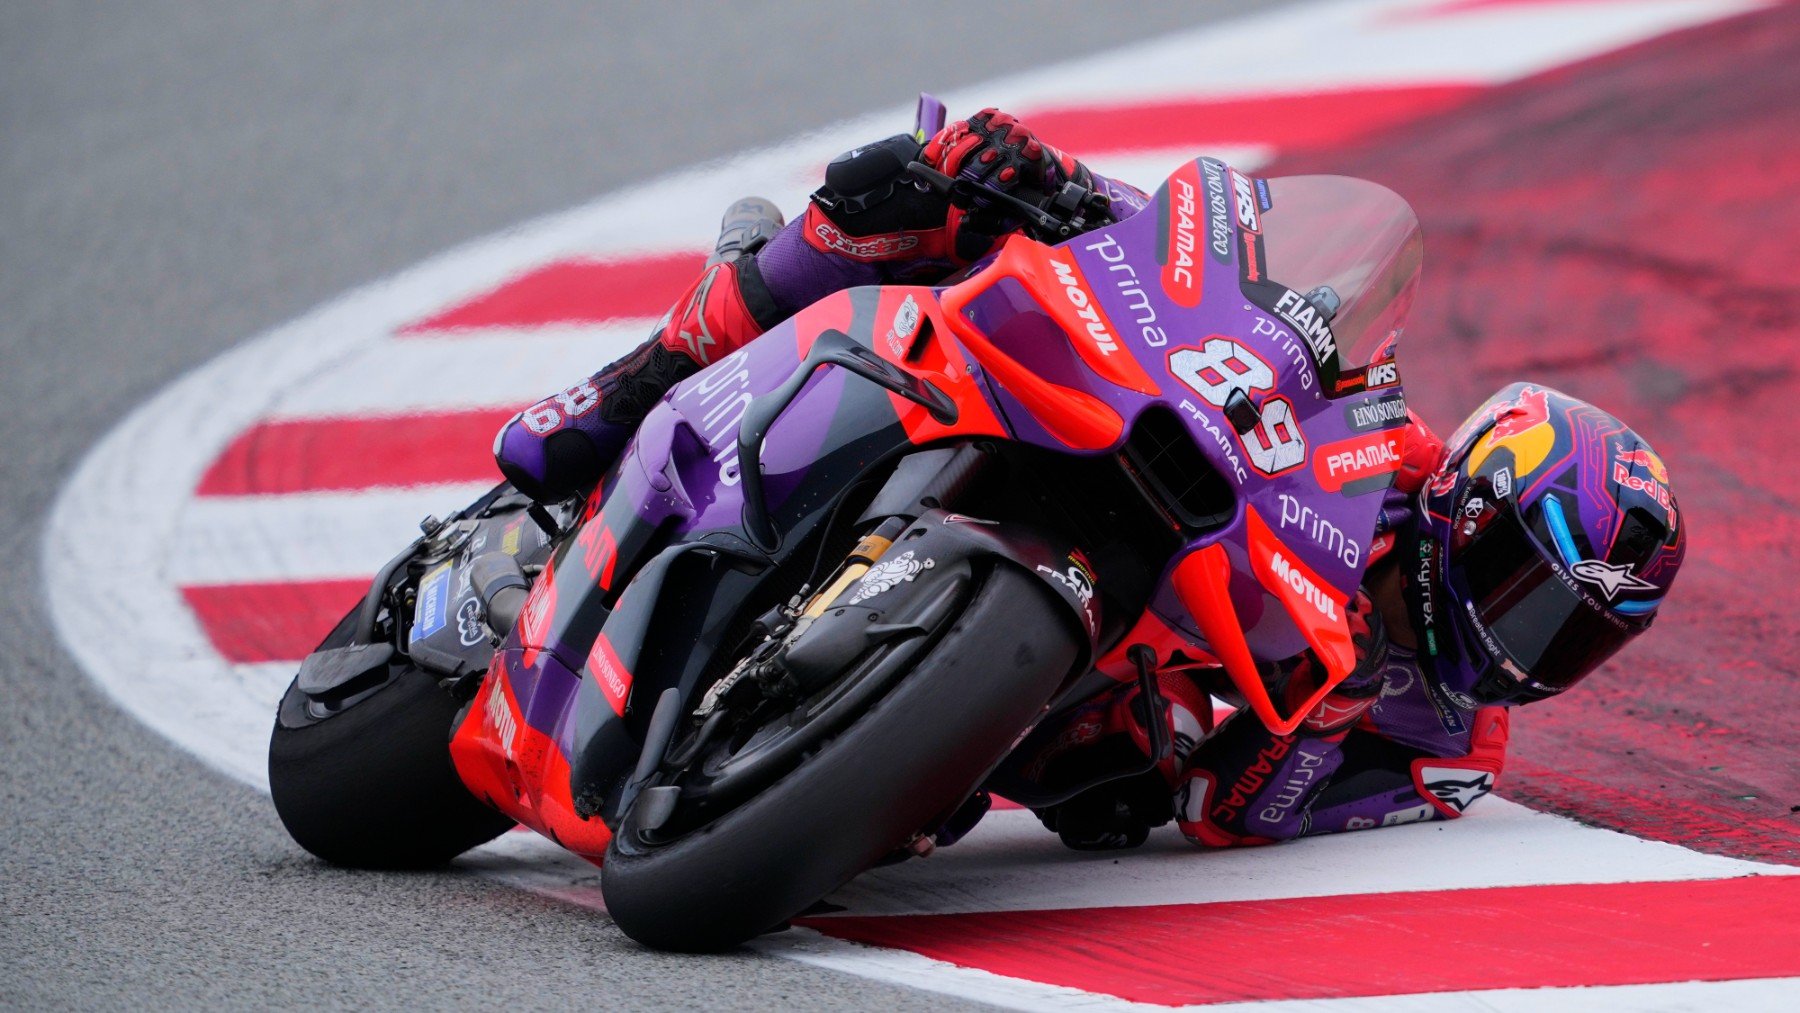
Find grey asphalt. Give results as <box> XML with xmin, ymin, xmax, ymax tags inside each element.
<box><xmin>0</xmin><ymin>2</ymin><xmax>1282</xmax><ymax>1008</ymax></box>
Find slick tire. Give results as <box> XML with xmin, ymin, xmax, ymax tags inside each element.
<box><xmin>601</xmin><ymin>564</ymin><xmax>1079</xmax><ymax>952</ymax></box>
<box><xmin>269</xmin><ymin>664</ymin><xmax>514</xmax><ymax>869</ymax></box>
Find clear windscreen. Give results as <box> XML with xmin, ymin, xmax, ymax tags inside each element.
<box><xmin>1257</xmin><ymin>175</ymin><xmax>1423</xmax><ymax>371</ymax></box>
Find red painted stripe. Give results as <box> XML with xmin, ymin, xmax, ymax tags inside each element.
<box><xmin>183</xmin><ymin>579</ymin><xmax>366</xmax><ymax>664</ymax></box>
<box><xmin>807</xmin><ymin>877</ymin><xmax>1800</xmax><ymax>1005</ymax></box>
<box><xmin>400</xmin><ymin>251</ymin><xmax>705</xmax><ymax>334</ymax></box>
<box><xmin>1025</xmin><ymin>85</ymin><xmax>1482</xmax><ymax>160</ymax></box>
<box><xmin>196</xmin><ymin>410</ymin><xmax>510</xmax><ymax>496</ymax></box>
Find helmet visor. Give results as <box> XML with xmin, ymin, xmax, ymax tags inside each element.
<box><xmin>1448</xmin><ymin>498</ymin><xmax>1642</xmax><ymax>694</ymax></box>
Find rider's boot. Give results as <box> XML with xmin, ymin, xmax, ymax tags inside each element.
<box><xmin>493</xmin><ymin>200</ymin><xmax>787</xmax><ymax>502</ymax></box>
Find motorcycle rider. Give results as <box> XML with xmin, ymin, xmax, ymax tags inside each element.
<box><xmin>492</xmin><ymin>110</ymin><xmax>1686</xmax><ymax>852</ymax></box>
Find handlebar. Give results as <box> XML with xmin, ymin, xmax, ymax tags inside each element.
<box><xmin>903</xmin><ymin>160</ymin><xmax>1112</xmax><ymax>242</ymax></box>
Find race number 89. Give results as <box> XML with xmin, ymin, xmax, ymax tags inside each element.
<box><xmin>1170</xmin><ymin>337</ymin><xmax>1306</xmax><ymax>476</ymax></box>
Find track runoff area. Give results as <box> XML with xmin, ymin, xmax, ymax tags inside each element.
<box><xmin>48</xmin><ymin>0</ymin><xmax>1798</xmax><ymax>1007</ymax></box>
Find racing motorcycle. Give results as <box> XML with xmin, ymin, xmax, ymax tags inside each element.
<box><xmin>269</xmin><ymin>99</ymin><xmax>1424</xmax><ymax>951</ymax></box>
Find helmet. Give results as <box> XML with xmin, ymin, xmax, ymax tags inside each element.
<box><xmin>1418</xmin><ymin>383</ymin><xmax>1684</xmax><ymax>704</ymax></box>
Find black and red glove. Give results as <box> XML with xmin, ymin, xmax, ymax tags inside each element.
<box><xmin>803</xmin><ymin>108</ymin><xmax>1097</xmax><ymax>267</ymax></box>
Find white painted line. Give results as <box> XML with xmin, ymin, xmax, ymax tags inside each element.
<box><xmin>812</xmin><ymin>799</ymin><xmax>1796</xmax><ymax>918</ymax></box>
<box><xmin>168</xmin><ymin>484</ymin><xmax>494</xmax><ymax>585</ymax></box>
<box><xmin>266</xmin><ymin>325</ymin><xmax>654</xmax><ymax>419</ymax></box>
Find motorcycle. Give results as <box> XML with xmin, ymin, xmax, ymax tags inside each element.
<box><xmin>269</xmin><ymin>98</ymin><xmax>1424</xmax><ymax>951</ymax></box>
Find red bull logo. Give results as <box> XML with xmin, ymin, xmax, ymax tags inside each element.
<box><xmin>1616</xmin><ymin>446</ymin><xmax>1670</xmax><ymax>484</ymax></box>
<box><xmin>1613</xmin><ymin>447</ymin><xmax>1677</xmax><ymax>526</ymax></box>
<box><xmin>1468</xmin><ymin>386</ymin><xmax>1555</xmax><ymax>477</ymax></box>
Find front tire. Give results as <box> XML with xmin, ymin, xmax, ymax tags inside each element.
<box><xmin>600</xmin><ymin>564</ymin><xmax>1079</xmax><ymax>951</ymax></box>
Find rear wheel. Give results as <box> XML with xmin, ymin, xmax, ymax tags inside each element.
<box><xmin>600</xmin><ymin>563</ymin><xmax>1079</xmax><ymax>951</ymax></box>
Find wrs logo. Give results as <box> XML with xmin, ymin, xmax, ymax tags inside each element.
<box><xmin>1049</xmin><ymin>253</ymin><xmax>1121</xmax><ymax>355</ymax></box>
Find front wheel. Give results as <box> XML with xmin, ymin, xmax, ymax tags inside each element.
<box><xmin>600</xmin><ymin>563</ymin><xmax>1079</xmax><ymax>951</ymax></box>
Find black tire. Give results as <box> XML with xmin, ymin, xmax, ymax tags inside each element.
<box><xmin>269</xmin><ymin>665</ymin><xmax>514</xmax><ymax>869</ymax></box>
<box><xmin>600</xmin><ymin>564</ymin><xmax>1079</xmax><ymax>951</ymax></box>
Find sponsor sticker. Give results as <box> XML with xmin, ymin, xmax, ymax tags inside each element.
<box><xmin>810</xmin><ymin>218</ymin><xmax>918</xmax><ymax>261</ymax></box>
<box><xmin>1312</xmin><ymin>431</ymin><xmax>1404</xmax><ymax>493</ymax></box>
<box><xmin>1493</xmin><ymin>466</ymin><xmax>1513</xmax><ymax>499</ymax></box>
<box><xmin>411</xmin><ymin>562</ymin><xmax>453</xmax><ymax>642</ymax></box>
<box><xmin>456</xmin><ymin>597</ymin><xmax>486</xmax><ymax>647</ymax></box>
<box><xmin>1277</xmin><ymin>491</ymin><xmax>1362</xmax><ymax>569</ymax></box>
<box><xmin>885</xmin><ymin>293</ymin><xmax>922</xmax><ymax>358</ymax></box>
<box><xmin>1418</xmin><ymin>767</ymin><xmax>1495</xmax><ymax>814</ymax></box>
<box><xmin>1570</xmin><ymin>559</ymin><xmax>1657</xmax><ymax>601</ymax></box>
<box><xmin>849</xmin><ymin>550</ymin><xmax>934</xmax><ymax>604</ymax></box>
<box><xmin>1047</xmin><ymin>250</ymin><xmax>1121</xmax><ymax>356</ymax></box>
<box><xmin>1199</xmin><ymin>157</ymin><xmax>1232</xmax><ymax>264</ymax></box>
<box><xmin>1612</xmin><ymin>446</ymin><xmax>1677</xmax><ymax>526</ymax></box>
<box><xmin>484</xmin><ymin>682</ymin><xmax>518</xmax><ymax>758</ymax></box>
<box><xmin>1157</xmin><ymin>162</ymin><xmax>1205</xmax><ymax>307</ymax></box>
<box><xmin>586</xmin><ymin>633</ymin><xmax>632</xmax><ymax>717</ymax></box>
<box><xmin>1344</xmin><ymin>391</ymin><xmax>1408</xmax><ymax>432</ymax></box>
<box><xmin>1272</xmin><ymin>287</ymin><xmax>1338</xmax><ymax>377</ymax></box>
<box><xmin>1230</xmin><ymin>169</ymin><xmax>1261</xmax><ymax>235</ymax></box>
<box><xmin>1087</xmin><ymin>233</ymin><xmax>1169</xmax><ymax>346</ymax></box>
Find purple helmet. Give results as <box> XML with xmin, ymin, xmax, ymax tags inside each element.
<box><xmin>1418</xmin><ymin>383</ymin><xmax>1685</xmax><ymax>704</ymax></box>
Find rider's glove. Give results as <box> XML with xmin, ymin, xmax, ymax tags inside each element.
<box><xmin>925</xmin><ymin>108</ymin><xmax>1104</xmax><ymax>260</ymax></box>
<box><xmin>803</xmin><ymin>109</ymin><xmax>1103</xmax><ymax>268</ymax></box>
<box><xmin>1028</xmin><ymin>671</ymin><xmax>1212</xmax><ymax>851</ymax></box>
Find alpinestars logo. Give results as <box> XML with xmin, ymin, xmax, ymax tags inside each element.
<box><xmin>1418</xmin><ymin>768</ymin><xmax>1495</xmax><ymax>813</ymax></box>
<box><xmin>1571</xmin><ymin>559</ymin><xmax>1657</xmax><ymax>601</ymax></box>
<box><xmin>811</xmin><ymin>219</ymin><xmax>919</xmax><ymax>261</ymax></box>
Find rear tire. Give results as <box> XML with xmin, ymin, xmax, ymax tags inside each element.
<box><xmin>269</xmin><ymin>661</ymin><xmax>514</xmax><ymax>870</ymax></box>
<box><xmin>601</xmin><ymin>564</ymin><xmax>1079</xmax><ymax>951</ymax></box>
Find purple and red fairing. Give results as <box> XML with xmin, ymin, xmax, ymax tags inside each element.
<box><xmin>449</xmin><ymin>156</ymin><xmax>1428</xmax><ymax>861</ymax></box>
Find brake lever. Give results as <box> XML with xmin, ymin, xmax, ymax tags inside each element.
<box><xmin>904</xmin><ymin>160</ymin><xmax>1086</xmax><ymax>241</ymax></box>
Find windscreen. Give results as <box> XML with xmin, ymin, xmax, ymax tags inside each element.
<box><xmin>1254</xmin><ymin>175</ymin><xmax>1423</xmax><ymax>380</ymax></box>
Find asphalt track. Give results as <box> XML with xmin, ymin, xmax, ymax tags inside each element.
<box><xmin>0</xmin><ymin>3</ymin><xmax>1256</xmax><ymax>1008</ymax></box>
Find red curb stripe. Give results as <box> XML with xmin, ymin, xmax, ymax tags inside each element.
<box><xmin>182</xmin><ymin>579</ymin><xmax>367</xmax><ymax>664</ymax></box>
<box><xmin>196</xmin><ymin>409</ymin><xmax>511</xmax><ymax>496</ymax></box>
<box><xmin>805</xmin><ymin>876</ymin><xmax>1800</xmax><ymax>1006</ymax></box>
<box><xmin>1024</xmin><ymin>84</ymin><xmax>1483</xmax><ymax>160</ymax></box>
<box><xmin>399</xmin><ymin>251</ymin><xmax>704</xmax><ymax>334</ymax></box>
